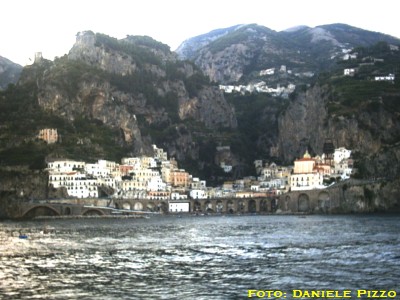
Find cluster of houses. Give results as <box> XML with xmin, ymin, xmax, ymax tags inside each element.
<box><xmin>251</xmin><ymin>147</ymin><xmax>352</xmax><ymax>192</ymax></box>
<box><xmin>219</xmin><ymin>82</ymin><xmax>296</xmax><ymax>97</ymax></box>
<box><xmin>342</xmin><ymin>46</ymin><xmax>398</xmax><ymax>82</ymax></box>
<box><xmin>219</xmin><ymin>64</ymin><xmax>297</xmax><ymax>98</ymax></box>
<box><xmin>46</xmin><ymin>143</ymin><xmax>353</xmax><ymax>202</ymax></box>
<box><xmin>47</xmin><ymin>145</ymin><xmax>206</xmax><ymax>201</ymax></box>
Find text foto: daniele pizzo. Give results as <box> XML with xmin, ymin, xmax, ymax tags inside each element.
<box><xmin>247</xmin><ymin>289</ymin><xmax>398</xmax><ymax>298</ymax></box>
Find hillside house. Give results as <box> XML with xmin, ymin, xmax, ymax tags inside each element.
<box><xmin>344</xmin><ymin>68</ymin><xmax>356</xmax><ymax>76</ymax></box>
<box><xmin>38</xmin><ymin>128</ymin><xmax>58</xmax><ymax>144</ymax></box>
<box><xmin>375</xmin><ymin>74</ymin><xmax>395</xmax><ymax>82</ymax></box>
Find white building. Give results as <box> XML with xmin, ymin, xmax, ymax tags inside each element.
<box><xmin>259</xmin><ymin>68</ymin><xmax>275</xmax><ymax>76</ymax></box>
<box><xmin>290</xmin><ymin>151</ymin><xmax>324</xmax><ymax>191</ymax></box>
<box><xmin>147</xmin><ymin>176</ymin><xmax>167</xmax><ymax>192</ymax></box>
<box><xmin>121</xmin><ymin>157</ymin><xmax>142</xmax><ymax>169</ymax></box>
<box><xmin>171</xmin><ymin>192</ymin><xmax>188</xmax><ymax>200</ymax></box>
<box><xmin>85</xmin><ymin>162</ymin><xmax>110</xmax><ymax>178</ymax></box>
<box><xmin>190</xmin><ymin>189</ymin><xmax>207</xmax><ymax>199</ymax></box>
<box><xmin>191</xmin><ymin>177</ymin><xmax>206</xmax><ymax>190</ymax></box>
<box><xmin>169</xmin><ymin>201</ymin><xmax>190</xmax><ymax>213</ymax></box>
<box><xmin>49</xmin><ymin>172</ymin><xmax>98</xmax><ymax>198</ymax></box>
<box><xmin>344</xmin><ymin>68</ymin><xmax>356</xmax><ymax>76</ymax></box>
<box><xmin>375</xmin><ymin>74</ymin><xmax>395</xmax><ymax>81</ymax></box>
<box><xmin>47</xmin><ymin>160</ymin><xmax>85</xmax><ymax>172</ymax></box>
<box><xmin>333</xmin><ymin>147</ymin><xmax>353</xmax><ymax>179</ymax></box>
<box><xmin>333</xmin><ymin>147</ymin><xmax>352</xmax><ymax>164</ymax></box>
<box><xmin>290</xmin><ymin>173</ymin><xmax>323</xmax><ymax>191</ymax></box>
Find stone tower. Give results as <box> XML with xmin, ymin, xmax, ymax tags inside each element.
<box><xmin>34</xmin><ymin>52</ymin><xmax>43</xmax><ymax>63</ymax></box>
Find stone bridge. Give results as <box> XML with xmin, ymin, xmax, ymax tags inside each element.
<box><xmin>10</xmin><ymin>180</ymin><xmax>375</xmax><ymax>219</ymax></box>
<box><xmin>113</xmin><ymin>197</ymin><xmax>278</xmax><ymax>214</ymax></box>
<box><xmin>12</xmin><ymin>197</ymin><xmax>278</xmax><ymax>219</ymax></box>
<box><xmin>276</xmin><ymin>189</ymin><xmax>338</xmax><ymax>213</ymax></box>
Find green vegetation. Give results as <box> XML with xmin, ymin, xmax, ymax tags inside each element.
<box><xmin>0</xmin><ymin>31</ymin><xmax>217</xmax><ymax>174</ymax></box>
<box><xmin>0</xmin><ymin>73</ymin><xmax>129</xmax><ymax>168</ymax></box>
<box><xmin>183</xmin><ymin>73</ymin><xmax>210</xmax><ymax>97</ymax></box>
<box><xmin>124</xmin><ymin>35</ymin><xmax>170</xmax><ymax>54</ymax></box>
<box><xmin>325</xmin><ymin>42</ymin><xmax>400</xmax><ymax>116</ymax></box>
<box><xmin>95</xmin><ymin>33</ymin><xmax>162</xmax><ymax>67</ymax></box>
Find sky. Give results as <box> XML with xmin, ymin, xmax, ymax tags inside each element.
<box><xmin>2</xmin><ymin>0</ymin><xmax>399</xmax><ymax>66</ymax></box>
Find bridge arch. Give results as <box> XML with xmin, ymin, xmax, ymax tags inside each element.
<box><xmin>260</xmin><ymin>199</ymin><xmax>268</xmax><ymax>212</ymax></box>
<box><xmin>227</xmin><ymin>200</ymin><xmax>235</xmax><ymax>213</ymax></box>
<box><xmin>83</xmin><ymin>208</ymin><xmax>105</xmax><ymax>216</ymax></box>
<box><xmin>238</xmin><ymin>200</ymin><xmax>246</xmax><ymax>213</ymax></box>
<box><xmin>158</xmin><ymin>201</ymin><xmax>168</xmax><ymax>213</ymax></box>
<box><xmin>22</xmin><ymin>205</ymin><xmax>61</xmax><ymax>219</ymax></box>
<box><xmin>63</xmin><ymin>206</ymin><xmax>72</xmax><ymax>216</ymax></box>
<box><xmin>248</xmin><ymin>199</ymin><xmax>257</xmax><ymax>213</ymax></box>
<box><xmin>318</xmin><ymin>191</ymin><xmax>330</xmax><ymax>211</ymax></box>
<box><xmin>204</xmin><ymin>200</ymin><xmax>214</xmax><ymax>213</ymax></box>
<box><xmin>146</xmin><ymin>202</ymin><xmax>155</xmax><ymax>211</ymax></box>
<box><xmin>298</xmin><ymin>193</ymin><xmax>310</xmax><ymax>212</ymax></box>
<box><xmin>122</xmin><ymin>202</ymin><xmax>132</xmax><ymax>210</ymax></box>
<box><xmin>285</xmin><ymin>195</ymin><xmax>291</xmax><ymax>211</ymax></box>
<box><xmin>133</xmin><ymin>202</ymin><xmax>143</xmax><ymax>211</ymax></box>
<box><xmin>216</xmin><ymin>200</ymin><xmax>224</xmax><ymax>213</ymax></box>
<box><xmin>193</xmin><ymin>201</ymin><xmax>201</xmax><ymax>212</ymax></box>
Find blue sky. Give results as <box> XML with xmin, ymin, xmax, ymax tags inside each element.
<box><xmin>2</xmin><ymin>0</ymin><xmax>399</xmax><ymax>65</ymax></box>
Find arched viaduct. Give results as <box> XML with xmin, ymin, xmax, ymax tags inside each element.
<box><xmin>13</xmin><ymin>197</ymin><xmax>278</xmax><ymax>219</ymax></box>
<box><xmin>276</xmin><ymin>189</ymin><xmax>338</xmax><ymax>213</ymax></box>
<box><xmin>113</xmin><ymin>197</ymin><xmax>277</xmax><ymax>214</ymax></box>
<box><xmin>11</xmin><ymin>183</ymin><xmax>354</xmax><ymax>219</ymax></box>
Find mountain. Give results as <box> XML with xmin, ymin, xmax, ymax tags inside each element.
<box><xmin>0</xmin><ymin>56</ymin><xmax>22</xmax><ymax>89</ymax></box>
<box><xmin>177</xmin><ymin>23</ymin><xmax>400</xmax><ymax>182</ymax></box>
<box><xmin>177</xmin><ymin>23</ymin><xmax>400</xmax><ymax>84</ymax></box>
<box><xmin>1</xmin><ymin>25</ymin><xmax>400</xmax><ymax>204</ymax></box>
<box><xmin>176</xmin><ymin>24</ymin><xmax>245</xmax><ymax>60</ymax></box>
<box><xmin>0</xmin><ymin>31</ymin><xmax>237</xmax><ymax>185</ymax></box>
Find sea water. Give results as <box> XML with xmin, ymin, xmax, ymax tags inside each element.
<box><xmin>0</xmin><ymin>215</ymin><xmax>399</xmax><ymax>299</ymax></box>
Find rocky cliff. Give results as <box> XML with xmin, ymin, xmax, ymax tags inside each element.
<box><xmin>339</xmin><ymin>180</ymin><xmax>400</xmax><ymax>213</ymax></box>
<box><xmin>0</xmin><ymin>56</ymin><xmax>22</xmax><ymax>89</ymax></box>
<box><xmin>22</xmin><ymin>31</ymin><xmax>237</xmax><ymax>160</ymax></box>
<box><xmin>276</xmin><ymin>82</ymin><xmax>400</xmax><ymax>179</ymax></box>
<box><xmin>0</xmin><ymin>166</ymin><xmax>66</xmax><ymax>218</ymax></box>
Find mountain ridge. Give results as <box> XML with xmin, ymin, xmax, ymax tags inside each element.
<box><xmin>177</xmin><ymin>23</ymin><xmax>400</xmax><ymax>84</ymax></box>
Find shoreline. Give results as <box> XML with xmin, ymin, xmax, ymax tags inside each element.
<box><xmin>2</xmin><ymin>210</ymin><xmax>400</xmax><ymax>222</ymax></box>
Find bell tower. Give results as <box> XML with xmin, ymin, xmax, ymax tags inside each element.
<box><xmin>323</xmin><ymin>138</ymin><xmax>335</xmax><ymax>166</ymax></box>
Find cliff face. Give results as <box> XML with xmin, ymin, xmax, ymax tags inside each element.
<box><xmin>194</xmin><ymin>43</ymin><xmax>254</xmax><ymax>83</ymax></box>
<box><xmin>340</xmin><ymin>180</ymin><xmax>400</xmax><ymax>213</ymax></box>
<box><xmin>29</xmin><ymin>31</ymin><xmax>237</xmax><ymax>158</ymax></box>
<box><xmin>277</xmin><ymin>84</ymin><xmax>400</xmax><ymax>179</ymax></box>
<box><xmin>0</xmin><ymin>167</ymin><xmax>66</xmax><ymax>206</ymax></box>
<box><xmin>37</xmin><ymin>78</ymin><xmax>146</xmax><ymax>153</ymax></box>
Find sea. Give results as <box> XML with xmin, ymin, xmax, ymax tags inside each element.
<box><xmin>0</xmin><ymin>214</ymin><xmax>399</xmax><ymax>300</ymax></box>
